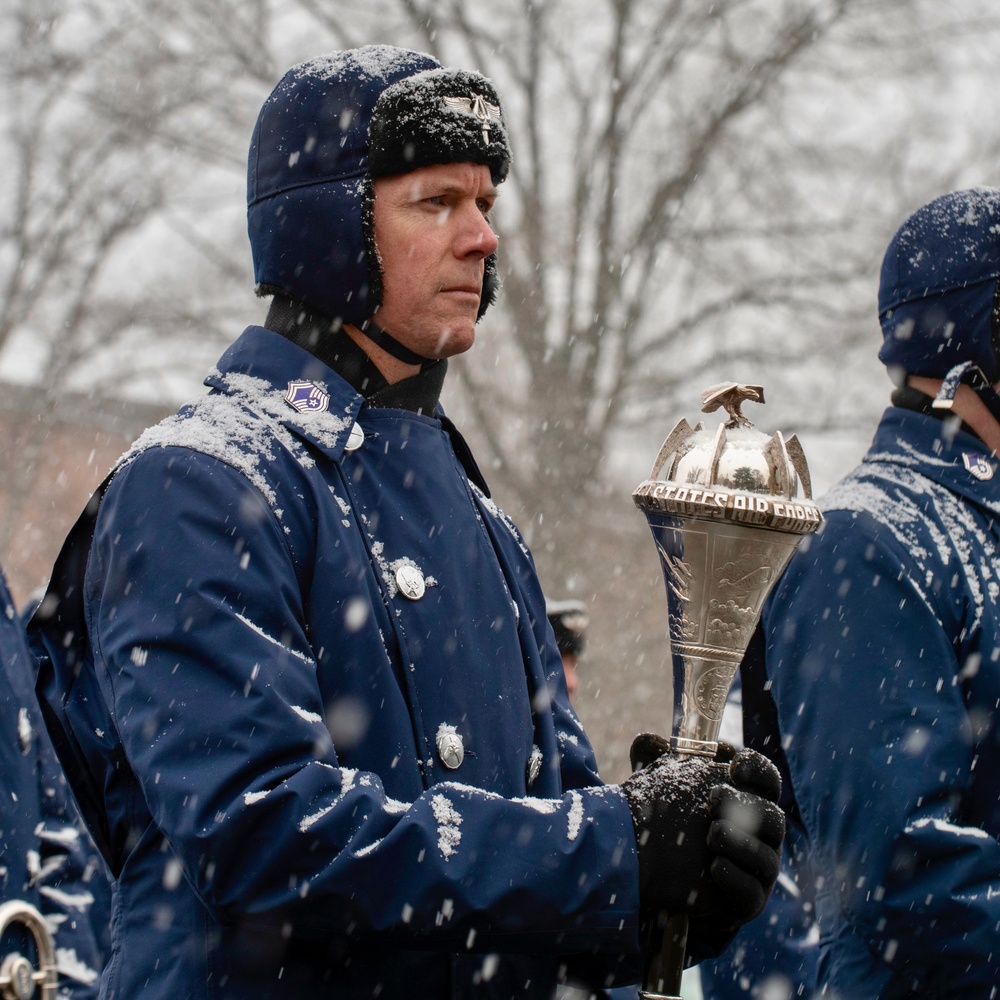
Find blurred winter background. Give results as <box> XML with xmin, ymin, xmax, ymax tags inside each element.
<box><xmin>2</xmin><ymin>0</ymin><xmax>1000</xmax><ymax>784</ymax></box>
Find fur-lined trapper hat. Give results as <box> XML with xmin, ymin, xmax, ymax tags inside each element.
<box><xmin>247</xmin><ymin>45</ymin><xmax>511</xmax><ymax>327</ymax></box>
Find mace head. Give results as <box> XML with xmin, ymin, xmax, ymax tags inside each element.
<box><xmin>633</xmin><ymin>383</ymin><xmax>822</xmax><ymax>535</ymax></box>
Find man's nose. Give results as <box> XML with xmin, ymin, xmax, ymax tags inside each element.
<box><xmin>457</xmin><ymin>206</ymin><xmax>499</xmax><ymax>259</ymax></box>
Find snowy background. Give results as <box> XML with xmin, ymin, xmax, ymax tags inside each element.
<box><xmin>3</xmin><ymin>0</ymin><xmax>1000</xmax><ymax>792</ymax></box>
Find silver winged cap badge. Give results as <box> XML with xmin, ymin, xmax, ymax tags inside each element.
<box><xmin>442</xmin><ymin>94</ymin><xmax>501</xmax><ymax>145</ymax></box>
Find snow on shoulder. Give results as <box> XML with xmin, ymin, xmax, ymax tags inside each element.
<box><xmin>120</xmin><ymin>370</ymin><xmax>350</xmax><ymax>517</ymax></box>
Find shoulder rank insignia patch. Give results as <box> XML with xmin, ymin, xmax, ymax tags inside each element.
<box><xmin>285</xmin><ymin>380</ymin><xmax>330</xmax><ymax>414</ymax></box>
<box><xmin>962</xmin><ymin>451</ymin><xmax>995</xmax><ymax>481</ymax></box>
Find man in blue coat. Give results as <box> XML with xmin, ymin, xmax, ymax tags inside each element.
<box><xmin>0</xmin><ymin>567</ymin><xmax>104</xmax><ymax>997</ymax></box>
<box><xmin>30</xmin><ymin>47</ymin><xmax>784</xmax><ymax>999</ymax></box>
<box><xmin>742</xmin><ymin>187</ymin><xmax>1000</xmax><ymax>996</ymax></box>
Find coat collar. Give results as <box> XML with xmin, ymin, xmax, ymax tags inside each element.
<box><xmin>865</xmin><ymin>406</ymin><xmax>1000</xmax><ymax>513</ymax></box>
<box><xmin>204</xmin><ymin>325</ymin><xmax>365</xmax><ymax>462</ymax></box>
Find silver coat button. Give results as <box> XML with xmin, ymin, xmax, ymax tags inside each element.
<box><xmin>436</xmin><ymin>729</ymin><xmax>465</xmax><ymax>770</ymax></box>
<box><xmin>395</xmin><ymin>564</ymin><xmax>425</xmax><ymax>600</ymax></box>
<box><xmin>345</xmin><ymin>423</ymin><xmax>365</xmax><ymax>452</ymax></box>
<box><xmin>527</xmin><ymin>746</ymin><xmax>543</xmax><ymax>786</ymax></box>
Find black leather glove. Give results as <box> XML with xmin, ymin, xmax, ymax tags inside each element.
<box><xmin>621</xmin><ymin>733</ymin><xmax>784</xmax><ymax>933</ymax></box>
<box><xmin>706</xmin><ymin>745</ymin><xmax>784</xmax><ymax>922</ymax></box>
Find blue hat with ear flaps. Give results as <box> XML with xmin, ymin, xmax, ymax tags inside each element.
<box><xmin>878</xmin><ymin>187</ymin><xmax>1000</xmax><ymax>383</ymax></box>
<box><xmin>247</xmin><ymin>45</ymin><xmax>510</xmax><ymax>327</ymax></box>
<box><xmin>248</xmin><ymin>47</ymin><xmax>441</xmax><ymax>326</ymax></box>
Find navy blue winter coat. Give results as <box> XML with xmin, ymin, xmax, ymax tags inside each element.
<box><xmin>742</xmin><ymin>407</ymin><xmax>1000</xmax><ymax>997</ymax></box>
<box><xmin>0</xmin><ymin>569</ymin><xmax>104</xmax><ymax>997</ymax></box>
<box><xmin>31</xmin><ymin>326</ymin><xmax>641</xmax><ymax>999</ymax></box>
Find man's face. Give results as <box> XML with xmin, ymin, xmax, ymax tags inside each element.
<box><xmin>371</xmin><ymin>161</ymin><xmax>498</xmax><ymax>359</ymax></box>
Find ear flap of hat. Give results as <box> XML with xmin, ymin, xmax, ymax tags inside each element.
<box><xmin>878</xmin><ymin>280</ymin><xmax>1000</xmax><ymax>383</ymax></box>
<box><xmin>478</xmin><ymin>254</ymin><xmax>501</xmax><ymax>319</ymax></box>
<box><xmin>250</xmin><ymin>180</ymin><xmax>371</xmax><ymax>325</ymax></box>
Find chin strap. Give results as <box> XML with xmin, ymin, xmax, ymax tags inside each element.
<box><xmin>360</xmin><ymin>319</ymin><xmax>436</xmax><ymax>368</ymax></box>
<box><xmin>932</xmin><ymin>360</ymin><xmax>1000</xmax><ymax>425</ymax></box>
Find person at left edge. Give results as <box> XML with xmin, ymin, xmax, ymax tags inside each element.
<box><xmin>0</xmin><ymin>568</ymin><xmax>103</xmax><ymax>997</ymax></box>
<box><xmin>29</xmin><ymin>46</ymin><xmax>783</xmax><ymax>999</ymax></box>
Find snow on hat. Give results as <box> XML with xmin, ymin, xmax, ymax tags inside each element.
<box><xmin>369</xmin><ymin>69</ymin><xmax>509</xmax><ymax>184</ymax></box>
<box><xmin>878</xmin><ymin>187</ymin><xmax>1000</xmax><ymax>382</ymax></box>
<box><xmin>247</xmin><ymin>45</ymin><xmax>510</xmax><ymax>326</ymax></box>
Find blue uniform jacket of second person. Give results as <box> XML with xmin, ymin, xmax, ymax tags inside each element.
<box><xmin>742</xmin><ymin>406</ymin><xmax>1000</xmax><ymax>997</ymax></box>
<box><xmin>30</xmin><ymin>325</ymin><xmax>641</xmax><ymax>1000</ymax></box>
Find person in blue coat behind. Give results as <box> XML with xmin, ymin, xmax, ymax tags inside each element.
<box><xmin>0</xmin><ymin>568</ymin><xmax>104</xmax><ymax>997</ymax></box>
<box><xmin>29</xmin><ymin>46</ymin><xmax>785</xmax><ymax>999</ymax></box>
<box><xmin>547</xmin><ymin>599</ymin><xmax>638</xmax><ymax>1000</ymax></box>
<box><xmin>741</xmin><ymin>186</ymin><xmax>1000</xmax><ymax>997</ymax></box>
<box><xmin>546</xmin><ymin>599</ymin><xmax>589</xmax><ymax>702</ymax></box>
<box><xmin>697</xmin><ymin>676</ymin><xmax>818</xmax><ymax>999</ymax></box>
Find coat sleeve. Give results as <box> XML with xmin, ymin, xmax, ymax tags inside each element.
<box><xmin>84</xmin><ymin>448</ymin><xmax>641</xmax><ymax>956</ymax></box>
<box><xmin>764</xmin><ymin>511</ymin><xmax>1000</xmax><ymax>989</ymax></box>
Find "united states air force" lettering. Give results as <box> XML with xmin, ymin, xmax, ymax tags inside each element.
<box><xmin>632</xmin><ymin>481</ymin><xmax>822</xmax><ymax>534</ymax></box>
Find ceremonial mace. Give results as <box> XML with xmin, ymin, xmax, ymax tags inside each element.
<box><xmin>631</xmin><ymin>383</ymin><xmax>823</xmax><ymax>999</ymax></box>
<box><xmin>0</xmin><ymin>900</ymin><xmax>57</xmax><ymax>998</ymax></box>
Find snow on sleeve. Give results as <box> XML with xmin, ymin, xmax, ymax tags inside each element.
<box><xmin>353</xmin><ymin>838</ymin><xmax>383</xmax><ymax>858</ymax></box>
<box><xmin>430</xmin><ymin>792</ymin><xmax>462</xmax><ymax>858</ymax></box>
<box><xmin>566</xmin><ymin>790</ymin><xmax>586</xmax><ymax>841</ymax></box>
<box><xmin>27</xmin><ymin>846</ymin><xmax>67</xmax><ymax>886</ymax></box>
<box><xmin>512</xmin><ymin>796</ymin><xmax>559</xmax><ymax>816</ymax></box>
<box><xmin>54</xmin><ymin>947</ymin><xmax>99</xmax><ymax>986</ymax></box>
<box><xmin>908</xmin><ymin>816</ymin><xmax>992</xmax><ymax>840</ymax></box>
<box><xmin>38</xmin><ymin>885</ymin><xmax>95</xmax><ymax>912</ymax></box>
<box><xmin>234</xmin><ymin>612</ymin><xmax>315</xmax><ymax>666</ymax></box>
<box><xmin>33</xmin><ymin>823</ymin><xmax>80</xmax><ymax>848</ymax></box>
<box><xmin>299</xmin><ymin>768</ymin><xmax>359</xmax><ymax>831</ymax></box>
<box><xmin>513</xmin><ymin>791</ymin><xmax>590</xmax><ymax>840</ymax></box>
